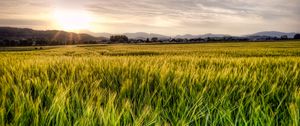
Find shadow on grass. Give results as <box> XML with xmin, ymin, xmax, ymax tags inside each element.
<box><xmin>0</xmin><ymin>47</ymin><xmax>56</xmax><ymax>52</ymax></box>
<box><xmin>101</xmin><ymin>51</ymin><xmax>161</xmax><ymax>56</ymax></box>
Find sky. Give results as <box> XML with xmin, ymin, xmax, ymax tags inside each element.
<box><xmin>0</xmin><ymin>0</ymin><xmax>299</xmax><ymax>35</ymax></box>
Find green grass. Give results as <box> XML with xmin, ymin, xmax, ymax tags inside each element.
<box><xmin>0</xmin><ymin>41</ymin><xmax>300</xmax><ymax>125</ymax></box>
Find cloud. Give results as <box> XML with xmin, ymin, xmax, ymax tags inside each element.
<box><xmin>0</xmin><ymin>19</ymin><xmax>49</xmax><ymax>26</ymax></box>
<box><xmin>0</xmin><ymin>18</ymin><xmax>53</xmax><ymax>30</ymax></box>
<box><xmin>0</xmin><ymin>0</ymin><xmax>299</xmax><ymax>35</ymax></box>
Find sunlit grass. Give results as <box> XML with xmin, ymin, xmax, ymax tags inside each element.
<box><xmin>0</xmin><ymin>41</ymin><xmax>300</xmax><ymax>125</ymax></box>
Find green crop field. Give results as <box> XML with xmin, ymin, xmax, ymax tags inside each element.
<box><xmin>0</xmin><ymin>41</ymin><xmax>300</xmax><ymax>125</ymax></box>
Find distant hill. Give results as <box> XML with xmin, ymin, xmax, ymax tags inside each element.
<box><xmin>124</xmin><ymin>32</ymin><xmax>170</xmax><ymax>40</ymax></box>
<box><xmin>88</xmin><ymin>32</ymin><xmax>227</xmax><ymax>40</ymax></box>
<box><xmin>247</xmin><ymin>31</ymin><xmax>296</xmax><ymax>38</ymax></box>
<box><xmin>79</xmin><ymin>30</ymin><xmax>112</xmax><ymax>38</ymax></box>
<box><xmin>174</xmin><ymin>34</ymin><xmax>196</xmax><ymax>39</ymax></box>
<box><xmin>85</xmin><ymin>32</ymin><xmax>171</xmax><ymax>40</ymax></box>
<box><xmin>174</xmin><ymin>32</ymin><xmax>297</xmax><ymax>39</ymax></box>
<box><xmin>0</xmin><ymin>27</ymin><xmax>106</xmax><ymax>45</ymax></box>
<box><xmin>81</xmin><ymin>31</ymin><xmax>170</xmax><ymax>40</ymax></box>
<box><xmin>175</xmin><ymin>33</ymin><xmax>229</xmax><ymax>39</ymax></box>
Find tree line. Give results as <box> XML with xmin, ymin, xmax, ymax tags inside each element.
<box><xmin>108</xmin><ymin>34</ymin><xmax>300</xmax><ymax>43</ymax></box>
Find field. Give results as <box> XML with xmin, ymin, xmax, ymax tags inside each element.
<box><xmin>0</xmin><ymin>41</ymin><xmax>300</xmax><ymax>125</ymax></box>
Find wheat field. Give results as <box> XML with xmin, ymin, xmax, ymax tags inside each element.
<box><xmin>0</xmin><ymin>41</ymin><xmax>300</xmax><ymax>125</ymax></box>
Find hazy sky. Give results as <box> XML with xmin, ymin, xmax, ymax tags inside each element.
<box><xmin>0</xmin><ymin>0</ymin><xmax>299</xmax><ymax>35</ymax></box>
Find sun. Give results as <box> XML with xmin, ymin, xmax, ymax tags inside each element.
<box><xmin>53</xmin><ymin>9</ymin><xmax>93</xmax><ymax>31</ymax></box>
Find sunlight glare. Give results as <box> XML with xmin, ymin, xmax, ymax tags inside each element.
<box><xmin>53</xmin><ymin>9</ymin><xmax>93</xmax><ymax>31</ymax></box>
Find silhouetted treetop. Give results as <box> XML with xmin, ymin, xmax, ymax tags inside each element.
<box><xmin>294</xmin><ymin>34</ymin><xmax>300</xmax><ymax>39</ymax></box>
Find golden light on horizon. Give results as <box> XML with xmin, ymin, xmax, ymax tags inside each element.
<box><xmin>53</xmin><ymin>9</ymin><xmax>93</xmax><ymax>31</ymax></box>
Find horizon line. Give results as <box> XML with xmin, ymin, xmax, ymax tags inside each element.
<box><xmin>0</xmin><ymin>26</ymin><xmax>298</xmax><ymax>38</ymax></box>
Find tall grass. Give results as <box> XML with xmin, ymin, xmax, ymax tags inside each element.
<box><xmin>0</xmin><ymin>41</ymin><xmax>300</xmax><ymax>125</ymax></box>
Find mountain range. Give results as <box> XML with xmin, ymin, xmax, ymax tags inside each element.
<box><xmin>246</xmin><ymin>31</ymin><xmax>296</xmax><ymax>38</ymax></box>
<box><xmin>81</xmin><ymin>30</ymin><xmax>297</xmax><ymax>39</ymax></box>
<box><xmin>80</xmin><ymin>30</ymin><xmax>171</xmax><ymax>40</ymax></box>
<box><xmin>1</xmin><ymin>27</ymin><xmax>298</xmax><ymax>41</ymax></box>
<box><xmin>174</xmin><ymin>33</ymin><xmax>230</xmax><ymax>39</ymax></box>
<box><xmin>0</xmin><ymin>27</ymin><xmax>106</xmax><ymax>43</ymax></box>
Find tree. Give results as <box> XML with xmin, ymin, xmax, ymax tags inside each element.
<box><xmin>151</xmin><ymin>37</ymin><xmax>158</xmax><ymax>42</ymax></box>
<box><xmin>110</xmin><ymin>35</ymin><xmax>129</xmax><ymax>43</ymax></box>
<box><xmin>294</xmin><ymin>34</ymin><xmax>300</xmax><ymax>39</ymax></box>
<box><xmin>280</xmin><ymin>35</ymin><xmax>288</xmax><ymax>40</ymax></box>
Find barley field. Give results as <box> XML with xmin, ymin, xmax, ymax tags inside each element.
<box><xmin>0</xmin><ymin>41</ymin><xmax>300</xmax><ymax>125</ymax></box>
